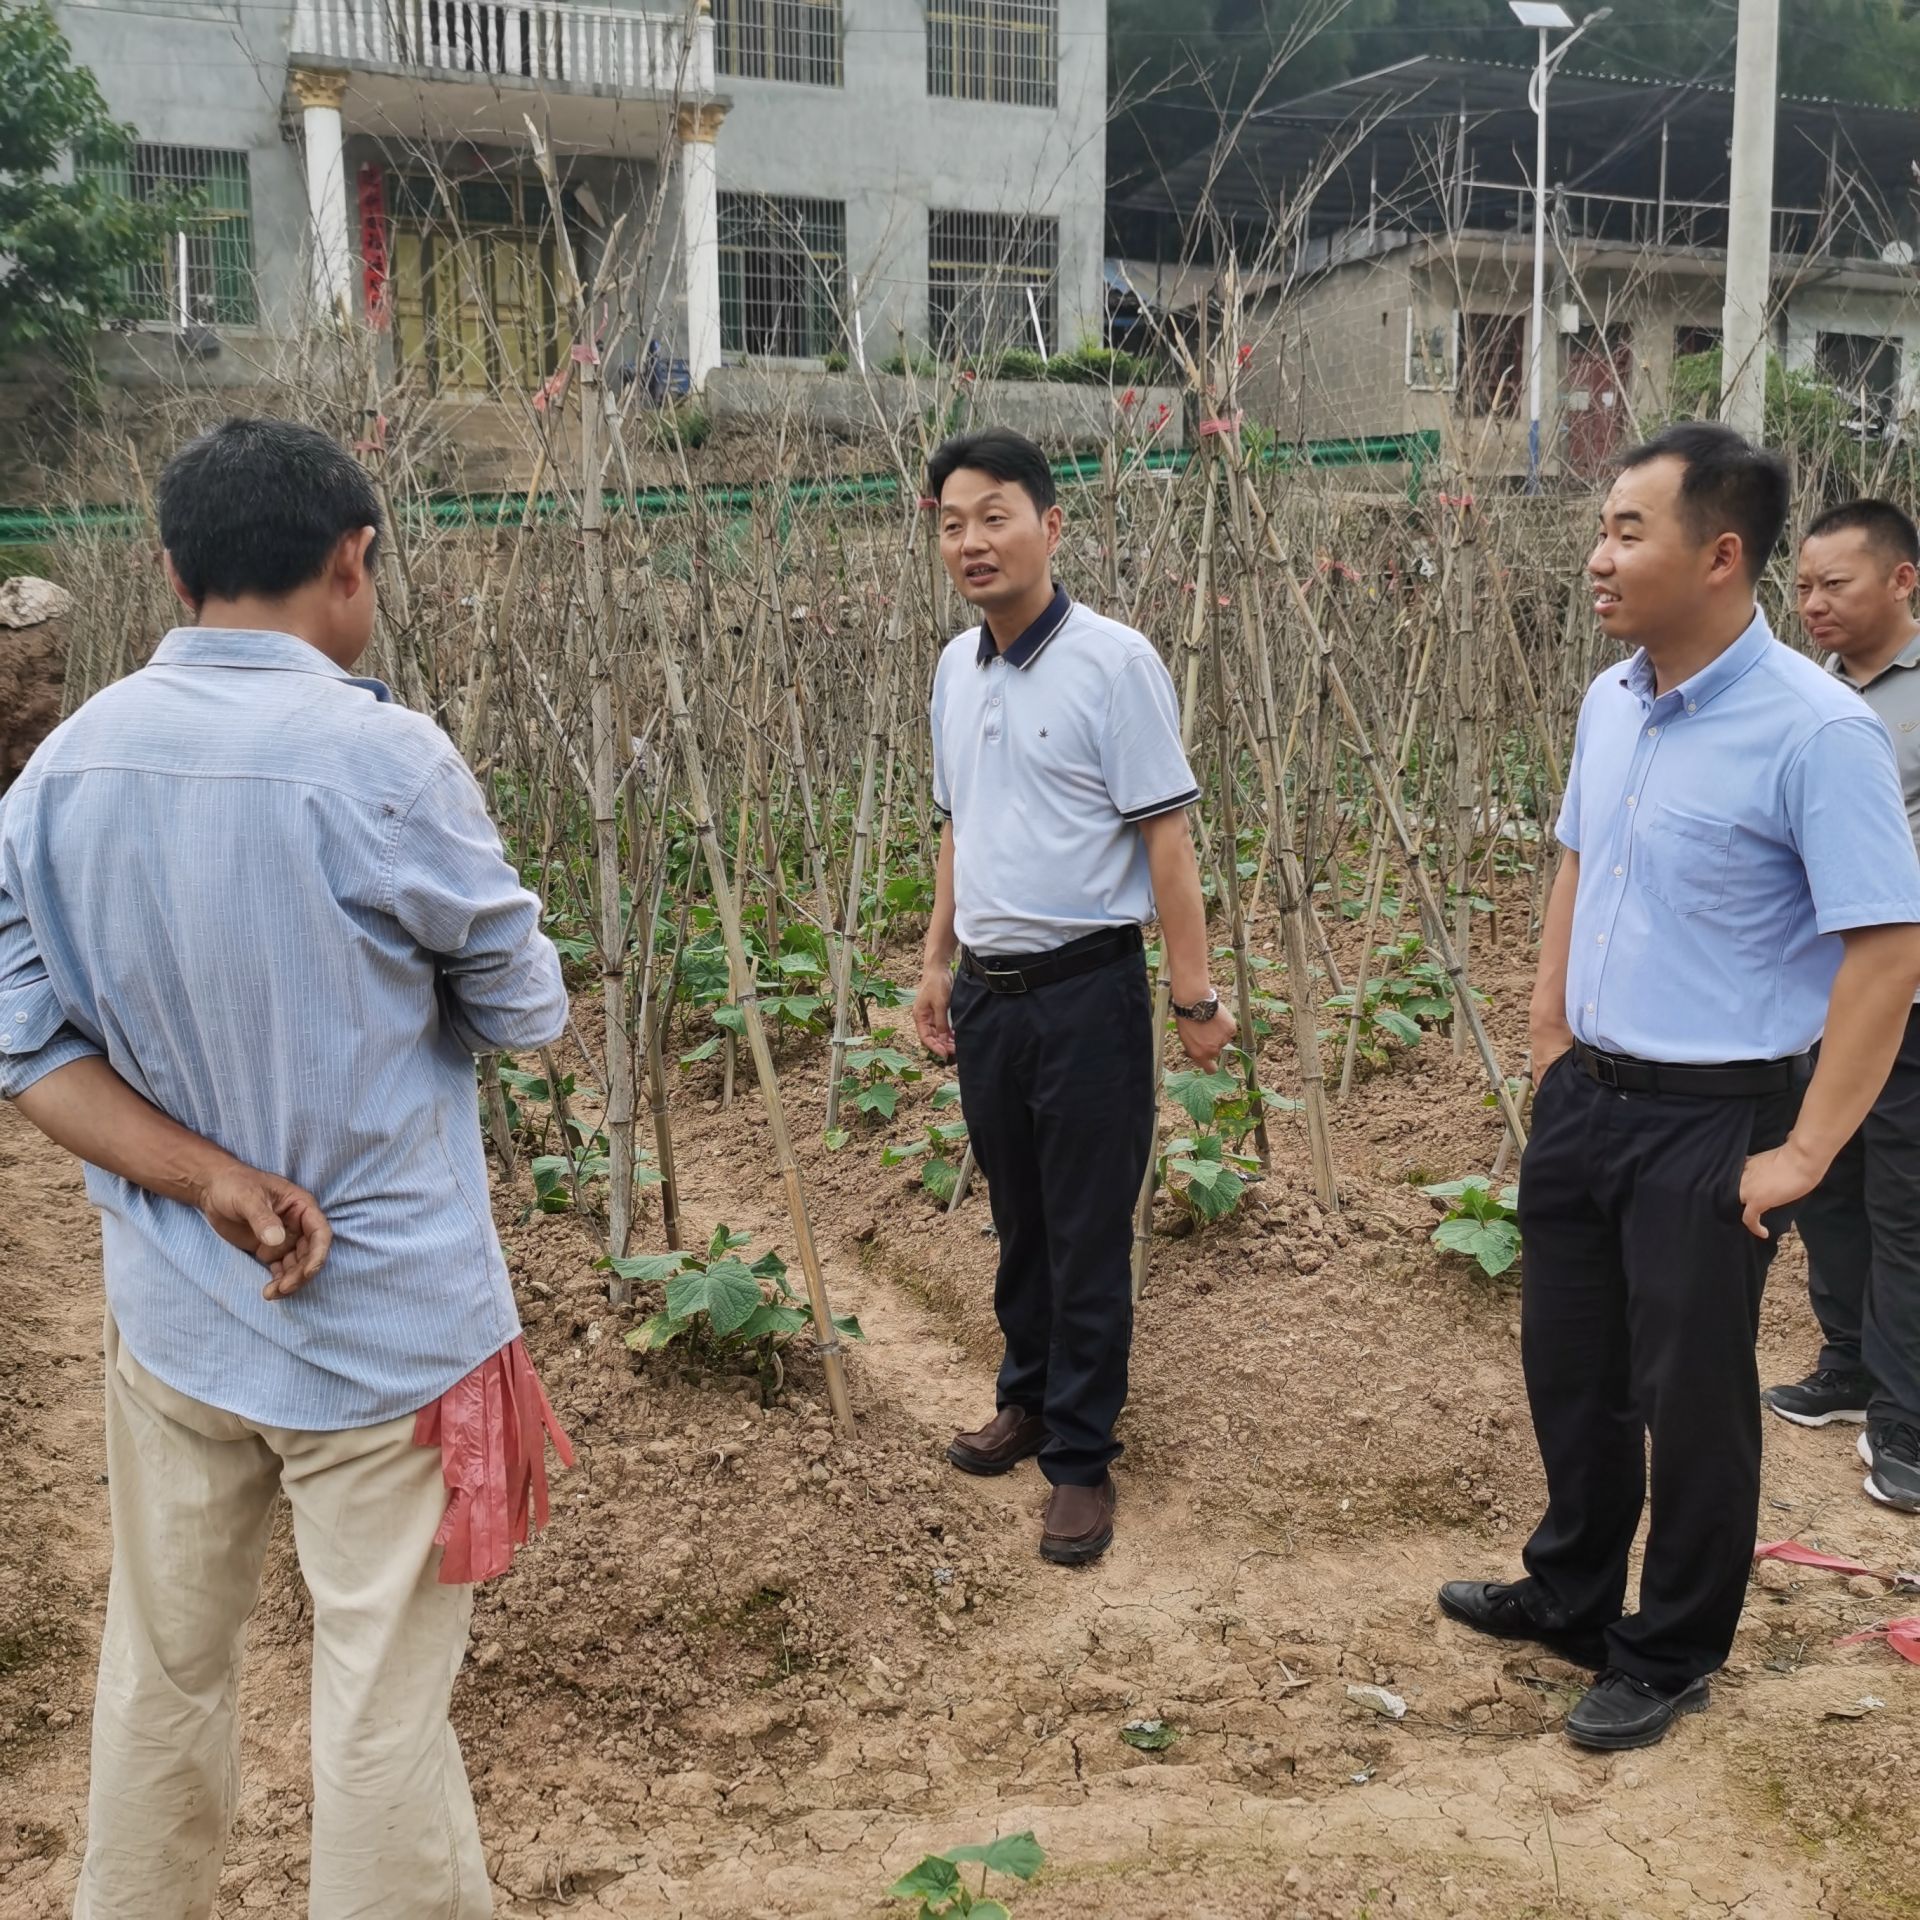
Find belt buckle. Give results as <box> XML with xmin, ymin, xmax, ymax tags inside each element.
<box><xmin>982</xmin><ymin>966</ymin><xmax>1028</xmax><ymax>994</ymax></box>
<box><xmin>1590</xmin><ymin>1050</ymin><xmax>1620</xmax><ymax>1089</ymax></box>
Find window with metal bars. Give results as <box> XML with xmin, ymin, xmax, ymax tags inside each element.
<box><xmin>927</xmin><ymin>211</ymin><xmax>1057</xmax><ymax>356</ymax></box>
<box><xmin>714</xmin><ymin>0</ymin><xmax>842</xmax><ymax>85</ymax></box>
<box><xmin>718</xmin><ymin>193</ymin><xmax>846</xmax><ymax>359</ymax></box>
<box><xmin>80</xmin><ymin>144</ymin><xmax>256</xmax><ymax>327</ymax></box>
<box><xmin>927</xmin><ymin>0</ymin><xmax>1056</xmax><ymax>107</ymax></box>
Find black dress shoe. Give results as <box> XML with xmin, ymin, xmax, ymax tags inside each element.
<box><xmin>1437</xmin><ymin>1579</ymin><xmax>1609</xmax><ymax>1668</ymax></box>
<box><xmin>1564</xmin><ymin>1670</ymin><xmax>1709</xmax><ymax>1750</ymax></box>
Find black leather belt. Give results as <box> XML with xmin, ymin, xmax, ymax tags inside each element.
<box><xmin>958</xmin><ymin>924</ymin><xmax>1142</xmax><ymax>995</ymax></box>
<box><xmin>1571</xmin><ymin>1038</ymin><xmax>1813</xmax><ymax>1099</ymax></box>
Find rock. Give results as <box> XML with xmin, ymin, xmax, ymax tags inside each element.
<box><xmin>0</xmin><ymin>576</ymin><xmax>71</xmax><ymax>629</ymax></box>
<box><xmin>1846</xmin><ymin>1574</ymin><xmax>1886</xmax><ymax>1598</ymax></box>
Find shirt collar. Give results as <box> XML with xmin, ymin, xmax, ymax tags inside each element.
<box><xmin>1618</xmin><ymin>605</ymin><xmax>1772</xmax><ymax>715</ymax></box>
<box><xmin>1825</xmin><ymin>627</ymin><xmax>1920</xmax><ymax>687</ymax></box>
<box><xmin>149</xmin><ymin>627</ymin><xmax>392</xmax><ymax>701</ymax></box>
<box><xmin>975</xmin><ymin>586</ymin><xmax>1072</xmax><ymax>671</ymax></box>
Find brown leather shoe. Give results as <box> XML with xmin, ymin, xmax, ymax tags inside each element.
<box><xmin>946</xmin><ymin>1406</ymin><xmax>1047</xmax><ymax>1476</ymax></box>
<box><xmin>1040</xmin><ymin>1475</ymin><xmax>1116</xmax><ymax>1565</ymax></box>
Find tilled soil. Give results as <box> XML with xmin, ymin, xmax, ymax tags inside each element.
<box><xmin>3</xmin><ymin>902</ymin><xmax>1917</xmax><ymax>1918</ymax></box>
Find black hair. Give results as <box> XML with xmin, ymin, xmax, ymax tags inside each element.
<box><xmin>1614</xmin><ymin>422</ymin><xmax>1790</xmax><ymax>585</ymax></box>
<box><xmin>157</xmin><ymin>417</ymin><xmax>382</xmax><ymax>605</ymax></box>
<box><xmin>1803</xmin><ymin>497</ymin><xmax>1920</xmax><ymax>571</ymax></box>
<box><xmin>926</xmin><ymin>427</ymin><xmax>1057</xmax><ymax>515</ymax></box>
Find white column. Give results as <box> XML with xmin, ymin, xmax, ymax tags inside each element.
<box><xmin>677</xmin><ymin>102</ymin><xmax>725</xmax><ymax>389</ymax></box>
<box><xmin>1720</xmin><ymin>0</ymin><xmax>1780</xmax><ymax>441</ymax></box>
<box><xmin>292</xmin><ymin>68</ymin><xmax>354</xmax><ymax>326</ymax></box>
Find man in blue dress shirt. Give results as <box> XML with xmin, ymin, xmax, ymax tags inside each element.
<box><xmin>1440</xmin><ymin>424</ymin><xmax>1920</xmax><ymax>1750</ymax></box>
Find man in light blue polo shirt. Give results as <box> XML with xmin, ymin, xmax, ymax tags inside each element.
<box><xmin>1440</xmin><ymin>424</ymin><xmax>1920</xmax><ymax>1751</ymax></box>
<box><xmin>911</xmin><ymin>427</ymin><xmax>1234</xmax><ymax>1567</ymax></box>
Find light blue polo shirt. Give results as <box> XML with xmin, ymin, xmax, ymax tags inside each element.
<box><xmin>1557</xmin><ymin>607</ymin><xmax>1920</xmax><ymax>1064</ymax></box>
<box><xmin>931</xmin><ymin>589</ymin><xmax>1199</xmax><ymax>957</ymax></box>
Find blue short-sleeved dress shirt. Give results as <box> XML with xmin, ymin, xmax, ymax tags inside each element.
<box><xmin>1557</xmin><ymin>608</ymin><xmax>1920</xmax><ymax>1064</ymax></box>
<box><xmin>931</xmin><ymin>589</ymin><xmax>1200</xmax><ymax>956</ymax></box>
<box><xmin>0</xmin><ymin>628</ymin><xmax>568</xmax><ymax>1430</ymax></box>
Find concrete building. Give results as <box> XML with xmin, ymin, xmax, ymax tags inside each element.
<box><xmin>49</xmin><ymin>0</ymin><xmax>1107</xmax><ymax>403</ymax></box>
<box><xmin>1137</xmin><ymin>58</ymin><xmax>1920</xmax><ymax>483</ymax></box>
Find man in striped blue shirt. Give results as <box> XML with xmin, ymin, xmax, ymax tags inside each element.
<box><xmin>0</xmin><ymin>418</ymin><xmax>569</xmax><ymax>1918</ymax></box>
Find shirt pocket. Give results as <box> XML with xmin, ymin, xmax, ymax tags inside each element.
<box><xmin>1639</xmin><ymin>803</ymin><xmax>1732</xmax><ymax>916</ymax></box>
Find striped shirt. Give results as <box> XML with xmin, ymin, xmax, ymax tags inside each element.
<box><xmin>0</xmin><ymin>628</ymin><xmax>567</xmax><ymax>1429</ymax></box>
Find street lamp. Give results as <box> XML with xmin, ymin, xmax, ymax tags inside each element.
<box><xmin>1509</xmin><ymin>1</ymin><xmax>1610</xmax><ymax>491</ymax></box>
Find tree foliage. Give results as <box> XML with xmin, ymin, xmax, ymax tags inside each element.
<box><xmin>1111</xmin><ymin>0</ymin><xmax>1920</xmax><ymax>185</ymax></box>
<box><xmin>0</xmin><ymin>2</ymin><xmax>177</xmax><ymax>365</ymax></box>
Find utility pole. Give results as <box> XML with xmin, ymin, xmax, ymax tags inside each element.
<box><xmin>1720</xmin><ymin>0</ymin><xmax>1780</xmax><ymax>441</ymax></box>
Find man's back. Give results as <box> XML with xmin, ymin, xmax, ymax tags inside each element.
<box><xmin>1</xmin><ymin>627</ymin><xmax>566</xmax><ymax>1428</ymax></box>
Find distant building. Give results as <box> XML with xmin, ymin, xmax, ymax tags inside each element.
<box><xmin>1129</xmin><ymin>57</ymin><xmax>1920</xmax><ymax>480</ymax></box>
<box><xmin>46</xmin><ymin>0</ymin><xmax>1107</xmax><ymax>405</ymax></box>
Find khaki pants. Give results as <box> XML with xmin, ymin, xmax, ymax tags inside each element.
<box><xmin>76</xmin><ymin>1317</ymin><xmax>492</xmax><ymax>1920</ymax></box>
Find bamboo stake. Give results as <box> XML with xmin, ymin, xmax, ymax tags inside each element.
<box><xmin>650</xmin><ymin>587</ymin><xmax>857</xmax><ymax>1434</ymax></box>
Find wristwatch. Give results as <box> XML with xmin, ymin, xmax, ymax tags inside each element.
<box><xmin>1171</xmin><ymin>990</ymin><xmax>1221</xmax><ymax>1023</ymax></box>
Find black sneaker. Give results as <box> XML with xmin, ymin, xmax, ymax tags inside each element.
<box><xmin>1763</xmin><ymin>1367</ymin><xmax>1872</xmax><ymax>1427</ymax></box>
<box><xmin>1564</xmin><ymin>1670</ymin><xmax>1710</xmax><ymax>1751</ymax></box>
<box><xmin>1859</xmin><ymin>1423</ymin><xmax>1920</xmax><ymax>1513</ymax></box>
<box><xmin>1436</xmin><ymin>1579</ymin><xmax>1609</xmax><ymax>1668</ymax></box>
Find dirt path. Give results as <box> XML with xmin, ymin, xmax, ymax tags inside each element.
<box><xmin>3</xmin><ymin>1037</ymin><xmax>1918</xmax><ymax>1919</ymax></box>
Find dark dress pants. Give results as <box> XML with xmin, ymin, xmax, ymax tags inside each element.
<box><xmin>1796</xmin><ymin>1004</ymin><xmax>1920</xmax><ymax>1428</ymax></box>
<box><xmin>950</xmin><ymin>944</ymin><xmax>1155</xmax><ymax>1487</ymax></box>
<box><xmin>1517</xmin><ymin>1054</ymin><xmax>1801</xmax><ymax>1689</ymax></box>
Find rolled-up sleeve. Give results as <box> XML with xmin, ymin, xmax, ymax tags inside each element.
<box><xmin>1100</xmin><ymin>653</ymin><xmax>1199</xmax><ymax>823</ymax></box>
<box><xmin>1787</xmin><ymin>712</ymin><xmax>1920</xmax><ymax>933</ymax></box>
<box><xmin>390</xmin><ymin>755</ymin><xmax>568</xmax><ymax>1054</ymax></box>
<box><xmin>0</xmin><ymin>867</ymin><xmax>102</xmax><ymax>1099</ymax></box>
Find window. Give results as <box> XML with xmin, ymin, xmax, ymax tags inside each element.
<box><xmin>82</xmin><ymin>144</ymin><xmax>256</xmax><ymax>327</ymax></box>
<box><xmin>718</xmin><ymin>193</ymin><xmax>846</xmax><ymax>359</ymax></box>
<box><xmin>928</xmin><ymin>0</ymin><xmax>1057</xmax><ymax>107</ymax></box>
<box><xmin>1457</xmin><ymin>311</ymin><xmax>1525</xmax><ymax>418</ymax></box>
<box><xmin>927</xmin><ymin>211</ymin><xmax>1057</xmax><ymax>356</ymax></box>
<box><xmin>714</xmin><ymin>0</ymin><xmax>841</xmax><ymax>85</ymax></box>
<box><xmin>384</xmin><ymin>173</ymin><xmax>559</xmax><ymax>396</ymax></box>
<box><xmin>1816</xmin><ymin>330</ymin><xmax>1901</xmax><ymax>432</ymax></box>
<box><xmin>1673</xmin><ymin>325</ymin><xmax>1721</xmax><ymax>361</ymax></box>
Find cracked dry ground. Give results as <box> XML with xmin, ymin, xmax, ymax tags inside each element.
<box><xmin>4</xmin><ymin>904</ymin><xmax>1919</xmax><ymax>1919</ymax></box>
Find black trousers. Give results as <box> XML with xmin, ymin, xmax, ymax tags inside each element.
<box><xmin>1796</xmin><ymin>1004</ymin><xmax>1920</xmax><ymax>1428</ymax></box>
<box><xmin>950</xmin><ymin>940</ymin><xmax>1155</xmax><ymax>1487</ymax></box>
<box><xmin>1517</xmin><ymin>1055</ymin><xmax>1801</xmax><ymax>1689</ymax></box>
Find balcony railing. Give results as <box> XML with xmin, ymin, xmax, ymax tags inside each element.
<box><xmin>292</xmin><ymin>0</ymin><xmax>714</xmax><ymax>95</ymax></box>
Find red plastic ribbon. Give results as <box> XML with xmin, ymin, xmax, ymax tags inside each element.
<box><xmin>415</xmin><ymin>1337</ymin><xmax>575</xmax><ymax>1584</ymax></box>
<box><xmin>1198</xmin><ymin>411</ymin><xmax>1243</xmax><ymax>437</ymax></box>
<box><xmin>1838</xmin><ymin>1618</ymin><xmax>1920</xmax><ymax>1664</ymax></box>
<box><xmin>1754</xmin><ymin>1540</ymin><xmax>1880</xmax><ymax>1578</ymax></box>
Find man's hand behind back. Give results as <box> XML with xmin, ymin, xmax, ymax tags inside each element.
<box><xmin>199</xmin><ymin>1166</ymin><xmax>332</xmax><ymax>1298</ymax></box>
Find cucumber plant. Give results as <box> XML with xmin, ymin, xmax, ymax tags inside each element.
<box><xmin>1421</xmin><ymin>1176</ymin><xmax>1521</xmax><ymax>1278</ymax></box>
<box><xmin>879</xmin><ymin>1081</ymin><xmax>969</xmax><ymax>1199</ymax></box>
<box><xmin>1156</xmin><ymin>1060</ymin><xmax>1292</xmax><ymax>1225</ymax></box>
<box><xmin>887</xmin><ymin>1832</ymin><xmax>1045</xmax><ymax>1919</ymax></box>
<box><xmin>609</xmin><ymin>1225</ymin><xmax>865</xmax><ymax>1397</ymax></box>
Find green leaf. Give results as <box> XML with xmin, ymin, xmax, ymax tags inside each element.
<box><xmin>777</xmin><ymin>951</ymin><xmax>824</xmax><ymax>977</ymax></box>
<box><xmin>750</xmin><ymin>1250</ymin><xmax>788</xmax><ymax>1285</ymax></box>
<box><xmin>1400</xmin><ymin>996</ymin><xmax>1454</xmax><ymax>1022</ymax></box>
<box><xmin>923</xmin><ymin>1156</ymin><xmax>959</xmax><ymax>1203</ymax></box>
<box><xmin>856</xmin><ymin>1082</ymin><xmax>900</xmax><ymax>1119</ymax></box>
<box><xmin>824</xmin><ymin>1126</ymin><xmax>852</xmax><ymax>1151</ymax></box>
<box><xmin>971</xmin><ymin>1904</ymin><xmax>1011</xmax><ymax>1920</ymax></box>
<box><xmin>711</xmin><ymin>1004</ymin><xmax>748</xmax><ymax>1035</ymax></box>
<box><xmin>666</xmin><ymin>1256</ymin><xmax>764</xmax><ymax>1334</ymax></box>
<box><xmin>1421</xmin><ymin>1177</ymin><xmax>1488</xmax><ymax>1201</ymax></box>
<box><xmin>849</xmin><ymin>1047</ymin><xmax>915</xmax><ymax>1077</ymax></box>
<box><xmin>1433</xmin><ymin>1217</ymin><xmax>1522</xmax><ymax>1277</ymax></box>
<box><xmin>1171</xmin><ymin>1156</ymin><xmax>1244</xmax><ymax>1222</ymax></box>
<box><xmin>832</xmin><ymin>1312</ymin><xmax>866</xmax><ymax>1342</ymax></box>
<box><xmin>1120</xmin><ymin>1719</ymin><xmax>1179</xmax><ymax>1751</ymax></box>
<box><xmin>1165</xmin><ymin>1067</ymin><xmax>1239</xmax><ymax>1129</ymax></box>
<box><xmin>735</xmin><ymin>1302</ymin><xmax>809</xmax><ymax>1343</ymax></box>
<box><xmin>498</xmin><ymin>1068</ymin><xmax>550</xmax><ymax>1100</ymax></box>
<box><xmin>932</xmin><ymin>1081</ymin><xmax>963</xmax><ymax>1109</ymax></box>
<box><xmin>605</xmin><ymin>1250</ymin><xmax>696</xmax><ymax>1284</ymax></box>
<box><xmin>1374</xmin><ymin>1007</ymin><xmax>1423</xmax><ymax>1048</ymax></box>
<box><xmin>624</xmin><ymin>1312</ymin><xmax>688</xmax><ymax>1352</ymax></box>
<box><xmin>679</xmin><ymin>1037</ymin><xmax>724</xmax><ymax>1064</ymax></box>
<box><xmin>889</xmin><ymin>1857</ymin><xmax>963</xmax><ymax>1899</ymax></box>
<box><xmin>880</xmin><ymin>1140</ymin><xmax>929</xmax><ymax>1167</ymax></box>
<box><xmin>943</xmin><ymin>1833</ymin><xmax>1045</xmax><ymax>1882</ymax></box>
